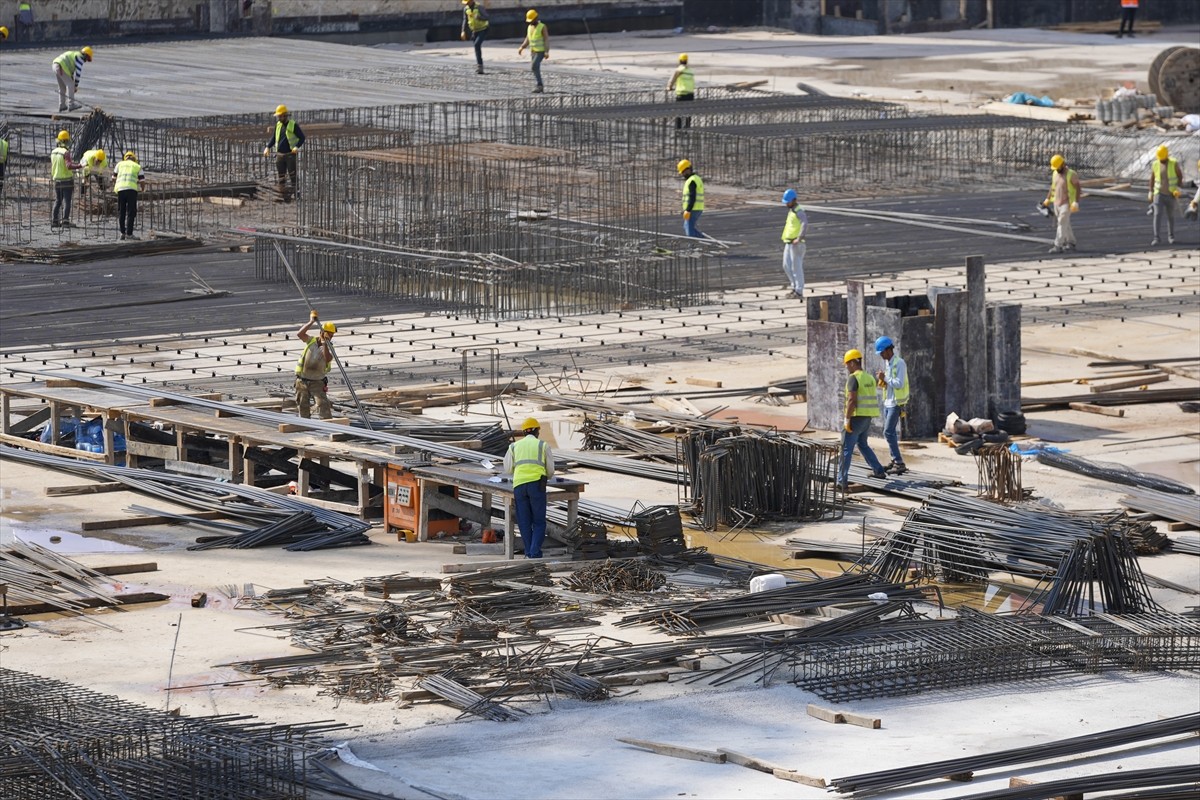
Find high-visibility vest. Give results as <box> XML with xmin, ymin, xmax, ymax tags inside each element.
<box><xmin>675</xmin><ymin>66</ymin><xmax>694</xmax><ymax>96</ymax></box>
<box><xmin>0</xmin><ymin>139</ymin><xmax>8</xmax><ymax>165</ymax></box>
<box><xmin>465</xmin><ymin>6</ymin><xmax>488</xmax><ymax>32</ymax></box>
<box><xmin>294</xmin><ymin>337</ymin><xmax>331</xmax><ymax>377</ymax></box>
<box><xmin>782</xmin><ymin>208</ymin><xmax>804</xmax><ymax>241</ymax></box>
<box><xmin>884</xmin><ymin>356</ymin><xmax>910</xmax><ymax>406</ymax></box>
<box><xmin>81</xmin><ymin>149</ymin><xmax>104</xmax><ymax>176</ymax></box>
<box><xmin>1152</xmin><ymin>159</ymin><xmax>1179</xmax><ymax>195</ymax></box>
<box><xmin>1121</xmin><ymin>0</ymin><xmax>1138</xmax><ymax>8</ymax></box>
<box><xmin>682</xmin><ymin>173</ymin><xmax>704</xmax><ymax>211</ymax></box>
<box><xmin>527</xmin><ymin>21</ymin><xmax>547</xmax><ymax>52</ymax></box>
<box><xmin>114</xmin><ymin>159</ymin><xmax>141</xmax><ymax>192</ymax></box>
<box><xmin>1050</xmin><ymin>168</ymin><xmax>1077</xmax><ymax>206</ymax></box>
<box><xmin>273</xmin><ymin>119</ymin><xmax>300</xmax><ymax>152</ymax></box>
<box><xmin>53</xmin><ymin>50</ymin><xmax>81</xmax><ymax>76</ymax></box>
<box><xmin>509</xmin><ymin>435</ymin><xmax>549</xmax><ymax>487</ymax></box>
<box><xmin>50</xmin><ymin>146</ymin><xmax>72</xmax><ymax>180</ymax></box>
<box><xmin>846</xmin><ymin>370</ymin><xmax>880</xmax><ymax>418</ymax></box>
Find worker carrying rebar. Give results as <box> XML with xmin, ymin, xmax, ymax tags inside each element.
<box><xmin>52</xmin><ymin>46</ymin><xmax>93</xmax><ymax>113</ymax></box>
<box><xmin>1148</xmin><ymin>144</ymin><xmax>1182</xmax><ymax>246</ymax></box>
<box><xmin>295</xmin><ymin>312</ymin><xmax>336</xmax><ymax>419</ymax></box>
<box><xmin>667</xmin><ymin>53</ymin><xmax>694</xmax><ymax>129</ymax></box>
<box><xmin>50</xmin><ymin>129</ymin><xmax>81</xmax><ymax>229</ymax></box>
<box><xmin>677</xmin><ymin>159</ymin><xmax>705</xmax><ymax>238</ymax></box>
<box><xmin>80</xmin><ymin>148</ymin><xmax>108</xmax><ymax>197</ymax></box>
<box><xmin>460</xmin><ymin>0</ymin><xmax>489</xmax><ymax>75</ymax></box>
<box><xmin>503</xmin><ymin>417</ymin><xmax>556</xmax><ymax>559</ymax></box>
<box><xmin>264</xmin><ymin>104</ymin><xmax>305</xmax><ymax>203</ymax></box>
<box><xmin>780</xmin><ymin>188</ymin><xmax>807</xmax><ymax>298</ymax></box>
<box><xmin>114</xmin><ymin>151</ymin><xmax>144</xmax><ymax>240</ymax></box>
<box><xmin>1042</xmin><ymin>154</ymin><xmax>1080</xmax><ymax>254</ymax></box>
<box><xmin>873</xmin><ymin>336</ymin><xmax>909</xmax><ymax>476</ymax></box>
<box><xmin>1186</xmin><ymin>159</ymin><xmax>1200</xmax><ymax>221</ymax></box>
<box><xmin>517</xmin><ymin>9</ymin><xmax>549</xmax><ymax>94</ymax></box>
<box><xmin>839</xmin><ymin>348</ymin><xmax>888</xmax><ymax>491</ymax></box>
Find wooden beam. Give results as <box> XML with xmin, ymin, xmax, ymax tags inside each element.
<box><xmin>685</xmin><ymin>377</ymin><xmax>723</xmax><ymax>388</ymax></box>
<box><xmin>0</xmin><ymin>433</ymin><xmax>106</xmax><ymax>461</ymax></box>
<box><xmin>6</xmin><ymin>591</ymin><xmax>169</xmax><ymax>616</ymax></box>
<box><xmin>773</xmin><ymin>769</ymin><xmax>826</xmax><ymax>788</ymax></box>
<box><xmin>1068</xmin><ymin>402</ymin><xmax>1125</xmax><ymax>417</ymax></box>
<box><xmin>616</xmin><ymin>738</ymin><xmax>726</xmax><ymax>764</ymax></box>
<box><xmin>10</xmin><ymin>406</ymin><xmax>52</xmax><ymax>435</ymax></box>
<box><xmin>45</xmin><ymin>482</ymin><xmax>127</xmax><ymax>496</ymax></box>
<box><xmin>1089</xmin><ymin>373</ymin><xmax>1169</xmax><ymax>393</ymax></box>
<box><xmin>716</xmin><ymin>749</ymin><xmax>790</xmax><ymax>773</ymax></box>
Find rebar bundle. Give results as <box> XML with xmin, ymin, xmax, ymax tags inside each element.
<box><xmin>564</xmin><ymin>560</ymin><xmax>667</xmax><ymax>594</ymax></box>
<box><xmin>1037</xmin><ymin>449</ymin><xmax>1196</xmax><ymax>495</ymax></box>
<box><xmin>580</xmin><ymin>417</ymin><xmax>679</xmax><ymax>461</ymax></box>
<box><xmin>975</xmin><ymin>443</ymin><xmax>1023</xmax><ymax>501</ymax></box>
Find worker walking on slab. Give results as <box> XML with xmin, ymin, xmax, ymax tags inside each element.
<box><xmin>780</xmin><ymin>188</ymin><xmax>807</xmax><ymax>298</ymax></box>
<box><xmin>517</xmin><ymin>9</ymin><xmax>549</xmax><ymax>93</ymax></box>
<box><xmin>295</xmin><ymin>312</ymin><xmax>336</xmax><ymax>419</ymax></box>
<box><xmin>52</xmin><ymin>46</ymin><xmax>93</xmax><ymax>112</ymax></box>
<box><xmin>667</xmin><ymin>53</ymin><xmax>695</xmax><ymax>129</ymax></box>
<box><xmin>264</xmin><ymin>105</ymin><xmax>305</xmax><ymax>202</ymax></box>
<box><xmin>1148</xmin><ymin>145</ymin><xmax>1182</xmax><ymax>246</ymax></box>
<box><xmin>1117</xmin><ymin>0</ymin><xmax>1138</xmax><ymax>38</ymax></box>
<box><xmin>50</xmin><ymin>129</ymin><xmax>81</xmax><ymax>229</ymax></box>
<box><xmin>79</xmin><ymin>148</ymin><xmax>107</xmax><ymax>198</ymax></box>
<box><xmin>678</xmin><ymin>159</ymin><xmax>705</xmax><ymax>238</ymax></box>
<box><xmin>1042</xmin><ymin>154</ymin><xmax>1080</xmax><ymax>254</ymax></box>
<box><xmin>503</xmin><ymin>417</ymin><xmax>555</xmax><ymax>559</ymax></box>
<box><xmin>839</xmin><ymin>348</ymin><xmax>888</xmax><ymax>490</ymax></box>
<box><xmin>114</xmin><ymin>151</ymin><xmax>144</xmax><ymax>240</ymax></box>
<box><xmin>460</xmin><ymin>0</ymin><xmax>489</xmax><ymax>75</ymax></box>
<box><xmin>874</xmin><ymin>336</ymin><xmax>909</xmax><ymax>476</ymax></box>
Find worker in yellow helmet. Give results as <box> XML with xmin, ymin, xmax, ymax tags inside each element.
<box><xmin>264</xmin><ymin>104</ymin><xmax>305</xmax><ymax>202</ymax></box>
<box><xmin>517</xmin><ymin>9</ymin><xmax>549</xmax><ymax>94</ymax></box>
<box><xmin>0</xmin><ymin>127</ymin><xmax>9</xmax><ymax>196</ymax></box>
<box><xmin>666</xmin><ymin>53</ymin><xmax>695</xmax><ymax>129</ymax></box>
<box><xmin>503</xmin><ymin>417</ymin><xmax>555</xmax><ymax>558</ymax></box>
<box><xmin>839</xmin><ymin>348</ymin><xmax>887</xmax><ymax>491</ymax></box>
<box><xmin>1186</xmin><ymin>159</ymin><xmax>1200</xmax><ymax>221</ymax></box>
<box><xmin>0</xmin><ymin>26</ymin><xmax>8</xmax><ymax>41</ymax></box>
<box><xmin>677</xmin><ymin>158</ymin><xmax>705</xmax><ymax>238</ymax></box>
<box><xmin>460</xmin><ymin>0</ymin><xmax>490</xmax><ymax>75</ymax></box>
<box><xmin>52</xmin><ymin>46</ymin><xmax>93</xmax><ymax>112</ymax></box>
<box><xmin>79</xmin><ymin>147</ymin><xmax>108</xmax><ymax>197</ymax></box>
<box><xmin>114</xmin><ymin>151</ymin><xmax>145</xmax><ymax>240</ymax></box>
<box><xmin>50</xmin><ymin>129</ymin><xmax>82</xmax><ymax>229</ymax></box>
<box><xmin>1042</xmin><ymin>153</ymin><xmax>1080</xmax><ymax>254</ymax></box>
<box><xmin>1148</xmin><ymin>144</ymin><xmax>1182</xmax><ymax>246</ymax></box>
<box><xmin>295</xmin><ymin>311</ymin><xmax>336</xmax><ymax>419</ymax></box>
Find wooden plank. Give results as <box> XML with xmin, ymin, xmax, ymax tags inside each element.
<box><xmin>652</xmin><ymin>395</ymin><xmax>703</xmax><ymax>417</ymax></box>
<box><xmin>616</xmin><ymin>738</ymin><xmax>726</xmax><ymax>764</ymax></box>
<box><xmin>45</xmin><ymin>379</ymin><xmax>89</xmax><ymax>388</ymax></box>
<box><xmin>1089</xmin><ymin>373</ymin><xmax>1169</xmax><ymax>393</ymax></box>
<box><xmin>841</xmin><ymin>711</ymin><xmax>882</xmax><ymax>729</ymax></box>
<box><xmin>45</xmin><ymin>482</ymin><xmax>126</xmax><ymax>496</ymax></box>
<box><xmin>0</xmin><ymin>432</ymin><xmax>107</xmax><ymax>461</ymax></box>
<box><xmin>7</xmin><ymin>591</ymin><xmax>170</xmax><ymax>616</ymax></box>
<box><xmin>441</xmin><ymin>557</ymin><xmax>580</xmax><ymax>574</ymax></box>
<box><xmin>163</xmin><ymin>460</ymin><xmax>232</xmax><ymax>480</ymax></box>
<box><xmin>278</xmin><ymin>422</ymin><xmax>312</xmax><ymax>433</ymax></box>
<box><xmin>82</xmin><ymin>510</ymin><xmax>228</xmax><ymax>531</ymax></box>
<box><xmin>716</xmin><ymin>749</ymin><xmax>789</xmax><ymax>773</ymax></box>
<box><xmin>91</xmin><ymin>562</ymin><xmax>159</xmax><ymax>576</ymax></box>
<box><xmin>125</xmin><ymin>439</ymin><xmax>179</xmax><ymax>460</ymax></box>
<box><xmin>10</xmin><ymin>406</ymin><xmax>52</xmax><ymax>435</ymax></box>
<box><xmin>1167</xmin><ymin>521</ymin><xmax>1197</xmax><ymax>532</ymax></box>
<box><xmin>772</xmin><ymin>769</ymin><xmax>826</xmax><ymax>788</ymax></box>
<box><xmin>806</xmin><ymin>704</ymin><xmax>844</xmax><ymax>724</ymax></box>
<box><xmin>685</xmin><ymin>377</ymin><xmax>723</xmax><ymax>388</ymax></box>
<box><xmin>1068</xmin><ymin>402</ymin><xmax>1125</xmax><ymax>417</ymax></box>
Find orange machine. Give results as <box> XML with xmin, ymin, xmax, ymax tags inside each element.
<box><xmin>384</xmin><ymin>464</ymin><xmax>458</xmax><ymax>539</ymax></box>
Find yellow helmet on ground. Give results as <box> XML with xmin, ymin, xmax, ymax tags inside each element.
<box><xmin>679</xmin><ymin>53</ymin><xmax>688</xmax><ymax>63</ymax></box>
<box><xmin>526</xmin><ymin>9</ymin><xmax>538</xmax><ymax>22</ymax></box>
<box><xmin>56</xmin><ymin>130</ymin><xmax>70</xmax><ymax>142</ymax></box>
<box><xmin>94</xmin><ymin>149</ymin><xmax>106</xmax><ymax>164</ymax></box>
<box><xmin>1049</xmin><ymin>154</ymin><xmax>1064</xmax><ymax>170</ymax></box>
<box><xmin>321</xmin><ymin>322</ymin><xmax>337</xmax><ymax>334</ymax></box>
<box><xmin>274</xmin><ymin>104</ymin><xmax>289</xmax><ymax>117</ymax></box>
<box><xmin>81</xmin><ymin>46</ymin><xmax>94</xmax><ymax>60</ymax></box>
<box><xmin>521</xmin><ymin>417</ymin><xmax>541</xmax><ymax>431</ymax></box>
<box><xmin>1156</xmin><ymin>145</ymin><xmax>1169</xmax><ymax>160</ymax></box>
<box><xmin>676</xmin><ymin>159</ymin><xmax>692</xmax><ymax>174</ymax></box>
<box><xmin>844</xmin><ymin>348</ymin><xmax>863</xmax><ymax>364</ymax></box>
<box><xmin>124</xmin><ymin>151</ymin><xmax>137</xmax><ymax>161</ymax></box>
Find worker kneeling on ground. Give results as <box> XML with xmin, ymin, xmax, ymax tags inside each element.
<box><xmin>503</xmin><ymin>417</ymin><xmax>556</xmax><ymax>559</ymax></box>
<box><xmin>295</xmin><ymin>312</ymin><xmax>335</xmax><ymax>419</ymax></box>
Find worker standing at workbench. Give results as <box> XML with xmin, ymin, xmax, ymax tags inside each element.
<box><xmin>264</xmin><ymin>104</ymin><xmax>305</xmax><ymax>202</ymax></box>
<box><xmin>667</xmin><ymin>53</ymin><xmax>694</xmax><ymax>129</ymax></box>
<box><xmin>1148</xmin><ymin>145</ymin><xmax>1182</xmax><ymax>246</ymax></box>
<box><xmin>839</xmin><ymin>348</ymin><xmax>888</xmax><ymax>491</ymax></box>
<box><xmin>1042</xmin><ymin>154</ymin><xmax>1080</xmax><ymax>254</ymax></box>
<box><xmin>50</xmin><ymin>129</ymin><xmax>81</xmax><ymax>229</ymax></box>
<box><xmin>295</xmin><ymin>312</ymin><xmax>336</xmax><ymax>419</ymax></box>
<box><xmin>517</xmin><ymin>9</ymin><xmax>549</xmax><ymax>94</ymax></box>
<box><xmin>677</xmin><ymin>159</ymin><xmax>705</xmax><ymax>238</ymax></box>
<box><xmin>503</xmin><ymin>417</ymin><xmax>555</xmax><ymax>559</ymax></box>
<box><xmin>52</xmin><ymin>46</ymin><xmax>93</xmax><ymax>112</ymax></box>
<box><xmin>460</xmin><ymin>0</ymin><xmax>489</xmax><ymax>75</ymax></box>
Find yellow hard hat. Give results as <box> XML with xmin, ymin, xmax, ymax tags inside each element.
<box><xmin>124</xmin><ymin>150</ymin><xmax>136</xmax><ymax>161</ymax></box>
<box><xmin>679</xmin><ymin>53</ymin><xmax>688</xmax><ymax>63</ymax></box>
<box><xmin>1156</xmin><ymin>145</ymin><xmax>1169</xmax><ymax>160</ymax></box>
<box><xmin>1</xmin><ymin>26</ymin><xmax>9</xmax><ymax>40</ymax></box>
<box><xmin>274</xmin><ymin>104</ymin><xmax>289</xmax><ymax>117</ymax></box>
<box><xmin>1049</xmin><ymin>154</ymin><xmax>1064</xmax><ymax>170</ymax></box>
<box><xmin>81</xmin><ymin>46</ymin><xmax>94</xmax><ymax>60</ymax></box>
<box><xmin>521</xmin><ymin>417</ymin><xmax>541</xmax><ymax>431</ymax></box>
<box><xmin>844</xmin><ymin>348</ymin><xmax>863</xmax><ymax>364</ymax></box>
<box><xmin>94</xmin><ymin>149</ymin><xmax>106</xmax><ymax>164</ymax></box>
<box><xmin>526</xmin><ymin>9</ymin><xmax>538</xmax><ymax>22</ymax></box>
<box><xmin>56</xmin><ymin>130</ymin><xmax>70</xmax><ymax>142</ymax></box>
<box><xmin>321</xmin><ymin>321</ymin><xmax>337</xmax><ymax>334</ymax></box>
<box><xmin>676</xmin><ymin>158</ymin><xmax>692</xmax><ymax>174</ymax></box>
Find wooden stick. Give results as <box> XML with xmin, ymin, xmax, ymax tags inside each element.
<box><xmin>45</xmin><ymin>482</ymin><xmax>127</xmax><ymax>496</ymax></box>
<box><xmin>1068</xmin><ymin>402</ymin><xmax>1125</xmax><ymax>417</ymax></box>
<box><xmin>616</xmin><ymin>738</ymin><xmax>726</xmax><ymax>763</ymax></box>
<box><xmin>773</xmin><ymin>768</ymin><xmax>826</xmax><ymax>788</ymax></box>
<box><xmin>1089</xmin><ymin>373</ymin><xmax>1169</xmax><ymax>393</ymax></box>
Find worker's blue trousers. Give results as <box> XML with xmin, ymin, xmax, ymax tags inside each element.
<box><xmin>513</xmin><ymin>479</ymin><xmax>547</xmax><ymax>558</ymax></box>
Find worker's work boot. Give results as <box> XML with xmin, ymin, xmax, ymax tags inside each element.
<box><xmin>1048</xmin><ymin>246</ymin><xmax>1063</xmax><ymax>254</ymax></box>
<box><xmin>68</xmin><ymin>102</ymin><xmax>83</xmax><ymax>111</ymax></box>
<box><xmin>532</xmin><ymin>85</ymin><xmax>544</xmax><ymax>94</ymax></box>
<box><xmin>1150</xmin><ymin>238</ymin><xmax>1159</xmax><ymax>246</ymax></box>
<box><xmin>886</xmin><ymin>461</ymin><xmax>908</xmax><ymax>476</ymax></box>
<box><xmin>1168</xmin><ymin>235</ymin><xmax>1176</xmax><ymax>245</ymax></box>
<box><xmin>476</xmin><ymin>65</ymin><xmax>484</xmax><ymax>74</ymax></box>
<box><xmin>58</xmin><ymin>104</ymin><xmax>68</xmax><ymax>112</ymax></box>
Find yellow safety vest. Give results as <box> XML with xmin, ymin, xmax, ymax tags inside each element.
<box><xmin>114</xmin><ymin>159</ymin><xmax>141</xmax><ymax>192</ymax></box>
<box><xmin>274</xmin><ymin>119</ymin><xmax>300</xmax><ymax>151</ymax></box>
<box><xmin>510</xmin><ymin>435</ymin><xmax>549</xmax><ymax>487</ymax></box>
<box><xmin>682</xmin><ymin>173</ymin><xmax>704</xmax><ymax>211</ymax></box>
<box><xmin>0</xmin><ymin>139</ymin><xmax>8</xmax><ymax>165</ymax></box>
<box><xmin>885</xmin><ymin>357</ymin><xmax>909</xmax><ymax>406</ymax></box>
<box><xmin>50</xmin><ymin>146</ymin><xmax>72</xmax><ymax>180</ymax></box>
<box><xmin>82</xmin><ymin>149</ymin><xmax>103</xmax><ymax>176</ymax></box>
<box><xmin>1152</xmin><ymin>159</ymin><xmax>1178</xmax><ymax>195</ymax></box>
<box><xmin>527</xmin><ymin>21</ymin><xmax>547</xmax><ymax>52</ymax></box>
<box><xmin>846</xmin><ymin>370</ymin><xmax>880</xmax><ymax>418</ymax></box>
<box><xmin>53</xmin><ymin>50</ymin><xmax>81</xmax><ymax>76</ymax></box>
<box><xmin>782</xmin><ymin>208</ymin><xmax>803</xmax><ymax>241</ymax></box>
<box><xmin>295</xmin><ymin>337</ymin><xmax>331</xmax><ymax>377</ymax></box>
<box><xmin>465</xmin><ymin>6</ymin><xmax>488</xmax><ymax>32</ymax></box>
<box><xmin>1050</xmin><ymin>168</ymin><xmax>1077</xmax><ymax>206</ymax></box>
<box><xmin>675</xmin><ymin>66</ymin><xmax>694</xmax><ymax>96</ymax></box>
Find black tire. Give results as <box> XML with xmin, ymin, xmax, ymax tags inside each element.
<box><xmin>982</xmin><ymin>431</ymin><xmax>1010</xmax><ymax>443</ymax></box>
<box><xmin>955</xmin><ymin>439</ymin><xmax>983</xmax><ymax>456</ymax></box>
<box><xmin>995</xmin><ymin>410</ymin><xmax>1026</xmax><ymax>435</ymax></box>
<box><xmin>951</xmin><ymin>432</ymin><xmax>976</xmax><ymax>445</ymax></box>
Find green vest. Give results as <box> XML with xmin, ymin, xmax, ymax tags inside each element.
<box><xmin>885</xmin><ymin>356</ymin><xmax>909</xmax><ymax>406</ymax></box>
<box><xmin>527</xmin><ymin>21</ymin><xmax>547</xmax><ymax>52</ymax></box>
<box><xmin>114</xmin><ymin>159</ymin><xmax>141</xmax><ymax>192</ymax></box>
<box><xmin>0</xmin><ymin>139</ymin><xmax>8</xmax><ymax>165</ymax></box>
<box><xmin>846</xmin><ymin>370</ymin><xmax>880</xmax><ymax>418</ymax></box>
<box><xmin>781</xmin><ymin>207</ymin><xmax>803</xmax><ymax>241</ymax></box>
<box><xmin>510</xmin><ymin>435</ymin><xmax>548</xmax><ymax>487</ymax></box>
<box><xmin>50</xmin><ymin>146</ymin><xmax>72</xmax><ymax>180</ymax></box>
<box><xmin>675</xmin><ymin>66</ymin><xmax>694</xmax><ymax>96</ymax></box>
<box><xmin>1152</xmin><ymin>159</ymin><xmax>1179</xmax><ymax>195</ymax></box>
<box><xmin>82</xmin><ymin>149</ymin><xmax>103</xmax><ymax>176</ymax></box>
<box><xmin>295</xmin><ymin>337</ymin><xmax>331</xmax><ymax>377</ymax></box>
<box><xmin>682</xmin><ymin>173</ymin><xmax>704</xmax><ymax>211</ymax></box>
<box><xmin>465</xmin><ymin>6</ymin><xmax>488</xmax><ymax>31</ymax></box>
<box><xmin>275</xmin><ymin>119</ymin><xmax>300</xmax><ymax>151</ymax></box>
<box><xmin>53</xmin><ymin>50</ymin><xmax>80</xmax><ymax>76</ymax></box>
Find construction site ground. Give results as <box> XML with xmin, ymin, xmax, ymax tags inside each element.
<box><xmin>2</xmin><ymin>23</ymin><xmax>1199</xmax><ymax>800</ymax></box>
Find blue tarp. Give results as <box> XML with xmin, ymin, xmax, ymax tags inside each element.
<box><xmin>40</xmin><ymin>416</ymin><xmax>127</xmax><ymax>453</ymax></box>
<box><xmin>1003</xmin><ymin>92</ymin><xmax>1055</xmax><ymax>107</ymax></box>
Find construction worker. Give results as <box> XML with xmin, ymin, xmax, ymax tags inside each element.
<box><xmin>1042</xmin><ymin>154</ymin><xmax>1080</xmax><ymax>254</ymax></box>
<box><xmin>839</xmin><ymin>348</ymin><xmax>888</xmax><ymax>490</ymax></box>
<box><xmin>873</xmin><ymin>336</ymin><xmax>909</xmax><ymax>476</ymax></box>
<box><xmin>1186</xmin><ymin>159</ymin><xmax>1200</xmax><ymax>221</ymax></box>
<box><xmin>677</xmin><ymin>159</ymin><xmax>704</xmax><ymax>238</ymax></box>
<box><xmin>0</xmin><ymin>130</ymin><xmax>8</xmax><ymax>196</ymax></box>
<box><xmin>80</xmin><ymin>148</ymin><xmax>108</xmax><ymax>197</ymax></box>
<box><xmin>503</xmin><ymin>417</ymin><xmax>555</xmax><ymax>559</ymax></box>
<box><xmin>460</xmin><ymin>0</ymin><xmax>489</xmax><ymax>75</ymax></box>
<box><xmin>52</xmin><ymin>46</ymin><xmax>93</xmax><ymax>113</ymax></box>
<box><xmin>113</xmin><ymin>151</ymin><xmax>144</xmax><ymax>240</ymax></box>
<box><xmin>295</xmin><ymin>312</ymin><xmax>336</xmax><ymax>419</ymax></box>
<box><xmin>50</xmin><ymin>130</ymin><xmax>81</xmax><ymax>229</ymax></box>
<box><xmin>667</xmin><ymin>53</ymin><xmax>694</xmax><ymax>129</ymax></box>
<box><xmin>1148</xmin><ymin>144</ymin><xmax>1182</xmax><ymax>246</ymax></box>
<box><xmin>517</xmin><ymin>9</ymin><xmax>549</xmax><ymax>94</ymax></box>
<box><xmin>264</xmin><ymin>105</ymin><xmax>305</xmax><ymax>202</ymax></box>
<box><xmin>1</xmin><ymin>26</ymin><xmax>8</xmax><ymax>41</ymax></box>
<box><xmin>17</xmin><ymin>1</ymin><xmax>33</xmax><ymax>41</ymax></box>
<box><xmin>1117</xmin><ymin>0</ymin><xmax>1138</xmax><ymax>38</ymax></box>
<box><xmin>780</xmin><ymin>188</ymin><xmax>807</xmax><ymax>297</ymax></box>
